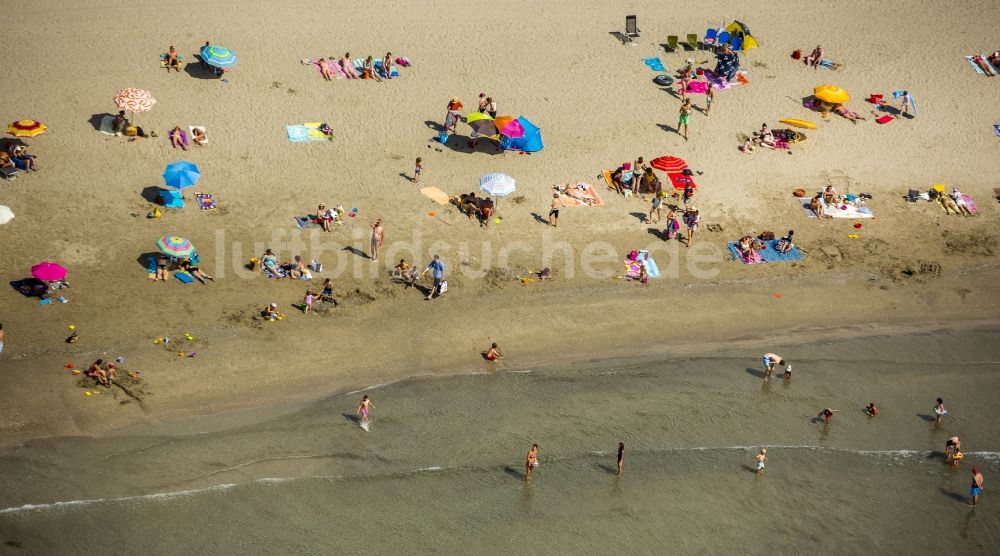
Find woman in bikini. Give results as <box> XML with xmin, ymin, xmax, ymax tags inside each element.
<box><xmin>382</xmin><ymin>52</ymin><xmax>394</xmax><ymax>79</ymax></box>
<box><xmin>525</xmin><ymin>444</ymin><xmax>539</xmax><ymax>480</ymax></box>
<box><xmin>169</xmin><ymin>126</ymin><xmax>187</xmax><ymax>150</ymax></box>
<box><xmin>341</xmin><ymin>53</ymin><xmax>359</xmax><ymax>79</ymax></box>
<box><xmin>191</xmin><ymin>127</ymin><xmax>206</xmax><ymax>146</ymax></box>
<box><xmin>357</xmin><ymin>395</ymin><xmax>374</xmax><ymax>424</ymax></box>
<box><xmin>362</xmin><ymin>56</ymin><xmax>381</xmax><ymax>81</ymax></box>
<box><xmin>179</xmin><ymin>259</ymin><xmax>214</xmax><ymax>284</ymax></box>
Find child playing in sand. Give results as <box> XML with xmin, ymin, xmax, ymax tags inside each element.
<box><xmin>705</xmin><ymin>82</ymin><xmax>714</xmax><ymax>115</ymax></box>
<box><xmin>303</xmin><ymin>290</ymin><xmax>315</xmax><ymax>314</ymax></box>
<box><xmin>486</xmin><ymin>343</ymin><xmax>501</xmax><ymax>361</ymax></box>
<box><xmin>414</xmin><ymin>157</ymin><xmax>423</xmax><ymax>183</ymax></box>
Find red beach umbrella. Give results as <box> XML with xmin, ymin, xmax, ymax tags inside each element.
<box><xmin>650</xmin><ymin>156</ymin><xmax>688</xmax><ymax>173</ymax></box>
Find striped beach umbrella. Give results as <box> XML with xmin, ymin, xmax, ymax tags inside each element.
<box><xmin>113</xmin><ymin>88</ymin><xmax>157</xmax><ymax>113</ymax></box>
<box><xmin>156</xmin><ymin>236</ymin><xmax>196</xmax><ymax>258</ymax></box>
<box><xmin>31</xmin><ymin>261</ymin><xmax>67</xmax><ymax>281</ymax></box>
<box><xmin>200</xmin><ymin>45</ymin><xmax>237</xmax><ymax>68</ymax></box>
<box><xmin>650</xmin><ymin>156</ymin><xmax>688</xmax><ymax>173</ymax></box>
<box><xmin>8</xmin><ymin>119</ymin><xmax>47</xmax><ymax>137</ymax></box>
<box><xmin>162</xmin><ymin>161</ymin><xmax>201</xmax><ymax>189</ymax></box>
<box><xmin>479</xmin><ymin>173</ymin><xmax>516</xmax><ymax>197</ymax></box>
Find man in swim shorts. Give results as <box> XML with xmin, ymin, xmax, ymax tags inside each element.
<box><xmin>755</xmin><ymin>449</ymin><xmax>766</xmax><ymax>476</ymax></box>
<box><xmin>762</xmin><ymin>353</ymin><xmax>785</xmax><ymax>381</ymax></box>
<box><xmin>970</xmin><ymin>467</ymin><xmax>984</xmax><ymax>506</ymax></box>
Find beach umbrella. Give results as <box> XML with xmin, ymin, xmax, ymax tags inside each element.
<box><xmin>8</xmin><ymin>119</ymin><xmax>46</xmax><ymax>137</ymax></box>
<box><xmin>113</xmin><ymin>88</ymin><xmax>157</xmax><ymax>113</ymax></box>
<box><xmin>814</xmin><ymin>85</ymin><xmax>849</xmax><ymax>104</ymax></box>
<box><xmin>156</xmin><ymin>236</ymin><xmax>196</xmax><ymax>258</ymax></box>
<box><xmin>498</xmin><ymin>118</ymin><xmax>525</xmax><ymax>139</ymax></box>
<box><xmin>650</xmin><ymin>156</ymin><xmax>688</xmax><ymax>173</ymax></box>
<box><xmin>468</xmin><ymin>119</ymin><xmax>499</xmax><ymax>136</ymax></box>
<box><xmin>480</xmin><ymin>173</ymin><xmax>516</xmax><ymax>197</ymax></box>
<box><xmin>0</xmin><ymin>205</ymin><xmax>14</xmax><ymax>225</ymax></box>
<box><xmin>465</xmin><ymin>112</ymin><xmax>493</xmax><ymax>125</ymax></box>
<box><xmin>31</xmin><ymin>261</ymin><xmax>67</xmax><ymax>281</ymax></box>
<box><xmin>162</xmin><ymin>161</ymin><xmax>201</xmax><ymax>189</ymax></box>
<box><xmin>493</xmin><ymin>115</ymin><xmax>515</xmax><ymax>130</ymax></box>
<box><xmin>200</xmin><ymin>45</ymin><xmax>237</xmax><ymax>68</ymax></box>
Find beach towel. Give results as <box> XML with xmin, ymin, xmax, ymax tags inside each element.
<box><xmin>686</xmin><ymin>81</ymin><xmax>709</xmax><ymax>94</ymax></box>
<box><xmin>994</xmin><ymin>124</ymin><xmax>1000</xmax><ymax>137</ymax></box>
<box><xmin>304</xmin><ymin>122</ymin><xmax>333</xmax><ymax>141</ymax></box>
<box><xmin>168</xmin><ymin>128</ymin><xmax>189</xmax><ymax>147</ymax></box>
<box><xmin>876</xmin><ymin>114</ymin><xmax>894</xmax><ymax>124</ymax></box>
<box><xmin>145</xmin><ymin>256</ymin><xmax>158</xmax><ymax>276</ymax></box>
<box><xmin>420</xmin><ymin>186</ymin><xmax>452</xmax><ymax>205</ymax></box>
<box><xmin>636</xmin><ymin>250</ymin><xmax>661</xmax><ymax>278</ymax></box>
<box><xmin>960</xmin><ymin>194</ymin><xmax>978</xmax><ymax>214</ymax></box>
<box><xmin>666</xmin><ymin>173</ymin><xmax>697</xmax><ymax>190</ymax></box>
<box><xmin>294</xmin><ymin>215</ymin><xmax>321</xmax><ymax>229</ymax></box>
<box><xmin>162</xmin><ymin>189</ymin><xmax>185</xmax><ymax>209</ymax></box>
<box><xmin>9</xmin><ymin>278</ymin><xmax>48</xmax><ymax>298</ymax></box>
<box><xmin>556</xmin><ymin>183</ymin><xmax>604</xmax><ymax>207</ymax></box>
<box><xmin>189</xmin><ymin>126</ymin><xmax>208</xmax><ymax>145</ymax></box>
<box><xmin>643</xmin><ymin>57</ymin><xmax>666</xmax><ymax>72</ymax></box>
<box><xmin>374</xmin><ymin>60</ymin><xmax>400</xmax><ymax>78</ymax></box>
<box><xmin>286</xmin><ymin>125</ymin><xmax>310</xmax><ymax>142</ymax></box>
<box><xmin>799</xmin><ymin>198</ymin><xmax>873</xmax><ymax>219</ymax></box>
<box><xmin>728</xmin><ymin>240</ymin><xmax>804</xmax><ymax>264</ymax></box>
<box><xmin>98</xmin><ymin>115</ymin><xmax>115</xmax><ymax>135</ymax></box>
<box><xmin>966</xmin><ymin>55</ymin><xmax>996</xmax><ymax>76</ymax></box>
<box><xmin>703</xmin><ymin>69</ymin><xmax>745</xmax><ymax>90</ymax></box>
<box><xmin>195</xmin><ymin>193</ymin><xmax>216</xmax><ymax>210</ymax></box>
<box><xmin>308</xmin><ymin>58</ymin><xmax>345</xmax><ymax>79</ymax></box>
<box><xmin>175</xmin><ymin>271</ymin><xmax>194</xmax><ymax>284</ymax></box>
<box><xmin>819</xmin><ymin>59</ymin><xmax>841</xmax><ymax>70</ymax></box>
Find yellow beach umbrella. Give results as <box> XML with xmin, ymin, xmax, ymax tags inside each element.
<box><xmin>814</xmin><ymin>85</ymin><xmax>849</xmax><ymax>104</ymax></box>
<box><xmin>8</xmin><ymin>119</ymin><xmax>47</xmax><ymax>137</ymax></box>
<box><xmin>465</xmin><ymin>112</ymin><xmax>493</xmax><ymax>124</ymax></box>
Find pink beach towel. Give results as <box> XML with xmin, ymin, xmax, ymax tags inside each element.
<box><xmin>339</xmin><ymin>59</ymin><xmax>359</xmax><ymax>78</ymax></box>
<box><xmin>686</xmin><ymin>81</ymin><xmax>708</xmax><ymax>94</ymax></box>
<box><xmin>311</xmin><ymin>59</ymin><xmax>345</xmax><ymax>79</ymax></box>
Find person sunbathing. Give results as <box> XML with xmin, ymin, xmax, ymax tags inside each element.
<box><xmin>261</xmin><ymin>249</ymin><xmax>280</xmax><ymax>275</ymax></box>
<box><xmin>823</xmin><ymin>186</ymin><xmax>839</xmax><ymax>206</ymax></box>
<box><xmin>950</xmin><ymin>189</ymin><xmax>974</xmax><ymax>216</ymax></box>
<box><xmin>804</xmin><ymin>45</ymin><xmax>824</xmax><ymax>68</ymax></box>
<box><xmin>0</xmin><ymin>152</ymin><xmax>13</xmax><ymax>169</ymax></box>
<box><xmin>939</xmin><ymin>192</ymin><xmax>962</xmax><ymax>215</ymax></box>
<box><xmin>381</xmin><ymin>52</ymin><xmax>394</xmax><ymax>79</ymax></box>
<box><xmin>738</xmin><ymin>236</ymin><xmax>757</xmax><ymax>260</ymax></box>
<box><xmin>179</xmin><ymin>259</ymin><xmax>214</xmax><ymax>284</ymax></box>
<box><xmin>810</xmin><ymin>194</ymin><xmax>829</xmax><ymax>218</ymax></box>
<box><xmin>342</xmin><ymin>53</ymin><xmax>359</xmax><ymax>79</ymax></box>
<box><xmin>610</xmin><ymin>166</ymin><xmax>626</xmax><ymax>195</ymax></box>
<box><xmin>317</xmin><ymin>58</ymin><xmax>333</xmax><ymax>81</ymax></box>
<box><xmin>113</xmin><ymin>110</ymin><xmax>129</xmax><ymax>135</ymax></box>
<box><xmin>191</xmin><ymin>127</ymin><xmax>206</xmax><ymax>146</ymax></box>
<box><xmin>166</xmin><ymin>46</ymin><xmax>181</xmax><ymax>72</ymax></box>
<box><xmin>832</xmin><ymin>104</ymin><xmax>866</xmax><ymax>123</ymax></box>
<box><xmin>757</xmin><ymin>130</ymin><xmax>777</xmax><ymax>149</ymax></box>
<box><xmin>480</xmin><ymin>197</ymin><xmax>495</xmax><ymax>225</ymax></box>
<box><xmin>317</xmin><ymin>204</ymin><xmax>334</xmax><ymax>231</ymax></box>
<box><xmin>169</xmin><ymin>126</ymin><xmax>187</xmax><ymax>150</ymax></box>
<box><xmin>775</xmin><ymin>230</ymin><xmax>795</xmax><ymax>253</ymax></box>
<box><xmin>675</xmin><ymin>58</ymin><xmax>695</xmax><ymax>79</ymax></box>
<box><xmin>363</xmin><ymin>56</ymin><xmax>381</xmax><ymax>81</ymax></box>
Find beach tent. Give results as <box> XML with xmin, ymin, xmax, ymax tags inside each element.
<box><xmin>499</xmin><ymin>116</ymin><xmax>543</xmax><ymax>153</ymax></box>
<box><xmin>725</xmin><ymin>21</ymin><xmax>758</xmax><ymax>50</ymax></box>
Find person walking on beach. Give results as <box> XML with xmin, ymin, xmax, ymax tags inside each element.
<box><xmin>761</xmin><ymin>353</ymin><xmax>785</xmax><ymax>381</ymax></box>
<box><xmin>413</xmin><ymin>157</ymin><xmax>423</xmax><ymax>183</ymax></box>
<box><xmin>421</xmin><ymin>254</ymin><xmax>445</xmax><ymax>300</ymax></box>
<box><xmin>755</xmin><ymin>449</ymin><xmax>767</xmax><ymax>476</ymax></box>
<box><xmin>357</xmin><ymin>395</ymin><xmax>374</xmax><ymax>424</ymax></box>
<box><xmin>0</xmin><ymin>322</ymin><xmax>5</xmax><ymax>355</ymax></box>
<box><xmin>705</xmin><ymin>82</ymin><xmax>714</xmax><ymax>116</ymax></box>
<box><xmin>970</xmin><ymin>468</ymin><xmax>984</xmax><ymax>506</ymax></box>
<box><xmin>548</xmin><ymin>193</ymin><xmax>564</xmax><ymax>227</ymax></box>
<box><xmin>370</xmin><ymin>219</ymin><xmax>384</xmax><ymax>262</ymax></box>
<box><xmin>616</xmin><ymin>442</ymin><xmax>625</xmax><ymax>476</ymax></box>
<box><xmin>678</xmin><ymin>99</ymin><xmax>693</xmax><ymax>141</ymax></box>
<box><xmin>683</xmin><ymin>207</ymin><xmax>700</xmax><ymax>248</ymax></box>
<box><xmin>526</xmin><ymin>444</ymin><xmax>539</xmax><ymax>481</ymax></box>
<box><xmin>303</xmin><ymin>289</ymin><xmax>314</xmax><ymax>314</ymax></box>
<box><xmin>934</xmin><ymin>398</ymin><xmax>948</xmax><ymax>424</ymax></box>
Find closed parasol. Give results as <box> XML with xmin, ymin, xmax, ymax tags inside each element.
<box><xmin>650</xmin><ymin>156</ymin><xmax>688</xmax><ymax>173</ymax></box>
<box><xmin>8</xmin><ymin>120</ymin><xmax>46</xmax><ymax>137</ymax></box>
<box><xmin>814</xmin><ymin>85</ymin><xmax>849</xmax><ymax>104</ymax></box>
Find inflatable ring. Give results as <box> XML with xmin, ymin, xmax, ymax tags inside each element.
<box><xmin>653</xmin><ymin>74</ymin><xmax>674</xmax><ymax>87</ymax></box>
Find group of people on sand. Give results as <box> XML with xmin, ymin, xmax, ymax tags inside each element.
<box><xmin>0</xmin><ymin>143</ymin><xmax>37</xmax><ymax>172</ymax></box>
<box><xmin>259</xmin><ymin>249</ymin><xmax>313</xmax><ymax>280</ymax></box>
<box><xmin>443</xmin><ymin>93</ymin><xmax>500</xmax><ymax>150</ymax></box>
<box><xmin>313</xmin><ymin>52</ymin><xmax>396</xmax><ymax>82</ymax></box>
<box><xmin>168</xmin><ymin>126</ymin><xmax>205</xmax><ymax>150</ymax></box>
<box><xmin>936</xmin><ymin>187</ymin><xmax>975</xmax><ymax>216</ymax></box>
<box><xmin>154</xmin><ymin>253</ymin><xmax>214</xmax><ymax>284</ymax></box>
<box><xmin>454</xmin><ymin>191</ymin><xmax>496</xmax><ymax>226</ymax></box>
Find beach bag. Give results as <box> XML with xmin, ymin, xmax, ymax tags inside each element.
<box><xmin>791</xmin><ymin>49</ymin><xmax>801</xmax><ymax>60</ymax></box>
<box><xmin>793</xmin><ymin>188</ymin><xmax>807</xmax><ymax>197</ymax></box>
<box><xmin>438</xmin><ymin>280</ymin><xmax>448</xmax><ymax>294</ymax></box>
<box><xmin>125</xmin><ymin>126</ymin><xmax>137</xmax><ymax>137</ymax></box>
<box><xmin>439</xmin><ymin>131</ymin><xmax>448</xmax><ymax>144</ymax></box>
<box><xmin>759</xmin><ymin>231</ymin><xmax>775</xmax><ymax>240</ymax></box>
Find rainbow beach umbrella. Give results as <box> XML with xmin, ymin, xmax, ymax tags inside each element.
<box><xmin>156</xmin><ymin>236</ymin><xmax>196</xmax><ymax>258</ymax></box>
<box><xmin>31</xmin><ymin>261</ymin><xmax>67</xmax><ymax>281</ymax></box>
<box><xmin>8</xmin><ymin>119</ymin><xmax>47</xmax><ymax>137</ymax></box>
<box><xmin>200</xmin><ymin>45</ymin><xmax>237</xmax><ymax>68</ymax></box>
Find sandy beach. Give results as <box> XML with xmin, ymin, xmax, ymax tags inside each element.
<box><xmin>1</xmin><ymin>0</ymin><xmax>999</xmax><ymax>552</ymax></box>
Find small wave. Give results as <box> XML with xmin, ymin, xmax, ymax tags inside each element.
<box><xmin>0</xmin><ymin>483</ymin><xmax>238</xmax><ymax>515</ymax></box>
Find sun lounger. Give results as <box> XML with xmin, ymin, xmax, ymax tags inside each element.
<box><xmin>730</xmin><ymin>36</ymin><xmax>743</xmax><ymax>51</ymax></box>
<box><xmin>686</xmin><ymin>34</ymin><xmax>699</xmax><ymax>51</ymax></box>
<box><xmin>704</xmin><ymin>28</ymin><xmax>718</xmax><ymax>46</ymax></box>
<box><xmin>666</xmin><ymin>35</ymin><xmax>679</xmax><ymax>51</ymax></box>
<box><xmin>0</xmin><ymin>167</ymin><xmax>18</xmax><ymax>181</ymax></box>
<box><xmin>625</xmin><ymin>15</ymin><xmax>640</xmax><ymax>42</ymax></box>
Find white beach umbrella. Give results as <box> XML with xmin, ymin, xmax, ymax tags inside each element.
<box><xmin>479</xmin><ymin>173</ymin><xmax>516</xmax><ymax>197</ymax></box>
<box><xmin>0</xmin><ymin>205</ymin><xmax>14</xmax><ymax>225</ymax></box>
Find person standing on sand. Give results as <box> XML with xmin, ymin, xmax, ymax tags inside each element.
<box><xmin>421</xmin><ymin>254</ymin><xmax>445</xmax><ymax>300</ymax></box>
<box><xmin>755</xmin><ymin>449</ymin><xmax>767</xmax><ymax>476</ymax></box>
<box><xmin>548</xmin><ymin>193</ymin><xmax>564</xmax><ymax>227</ymax></box>
<box><xmin>526</xmin><ymin>444</ymin><xmax>539</xmax><ymax>480</ymax></box>
<box><xmin>970</xmin><ymin>468</ymin><xmax>984</xmax><ymax>506</ymax></box>
<box><xmin>0</xmin><ymin>322</ymin><xmax>5</xmax><ymax>355</ymax></box>
<box><xmin>934</xmin><ymin>398</ymin><xmax>947</xmax><ymax>424</ymax></box>
<box><xmin>683</xmin><ymin>207</ymin><xmax>700</xmax><ymax>248</ymax></box>
<box><xmin>413</xmin><ymin>157</ymin><xmax>423</xmax><ymax>183</ymax></box>
<box><xmin>370</xmin><ymin>219</ymin><xmax>384</xmax><ymax>262</ymax></box>
<box><xmin>617</xmin><ymin>442</ymin><xmax>625</xmax><ymax>476</ymax></box>
<box><xmin>761</xmin><ymin>353</ymin><xmax>785</xmax><ymax>381</ymax></box>
<box><xmin>357</xmin><ymin>395</ymin><xmax>374</xmax><ymax>424</ymax></box>
<box><xmin>678</xmin><ymin>99</ymin><xmax>693</xmax><ymax>140</ymax></box>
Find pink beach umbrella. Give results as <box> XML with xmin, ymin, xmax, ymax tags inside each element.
<box><xmin>499</xmin><ymin>119</ymin><xmax>525</xmax><ymax>139</ymax></box>
<box><xmin>31</xmin><ymin>261</ymin><xmax>68</xmax><ymax>281</ymax></box>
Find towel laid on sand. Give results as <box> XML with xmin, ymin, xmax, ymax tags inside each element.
<box><xmin>556</xmin><ymin>183</ymin><xmax>604</xmax><ymax>207</ymax></box>
<box><xmin>189</xmin><ymin>126</ymin><xmax>208</xmax><ymax>145</ymax></box>
<box><xmin>287</xmin><ymin>124</ymin><xmax>331</xmax><ymax>143</ymax></box>
<box><xmin>799</xmin><ymin>198</ymin><xmax>874</xmax><ymax>219</ymax></box>
<box><xmin>643</xmin><ymin>57</ymin><xmax>666</xmax><ymax>71</ymax></box>
<box><xmin>420</xmin><ymin>186</ymin><xmax>452</xmax><ymax>205</ymax></box>
<box><xmin>966</xmin><ymin>55</ymin><xmax>997</xmax><ymax>76</ymax></box>
<box><xmin>728</xmin><ymin>240</ymin><xmax>804</xmax><ymax>264</ymax></box>
<box><xmin>98</xmin><ymin>115</ymin><xmax>115</xmax><ymax>135</ymax></box>
<box><xmin>294</xmin><ymin>215</ymin><xmax>321</xmax><ymax>229</ymax></box>
<box><xmin>168</xmin><ymin>128</ymin><xmax>189</xmax><ymax>147</ymax></box>
<box><xmin>195</xmin><ymin>193</ymin><xmax>216</xmax><ymax>210</ymax></box>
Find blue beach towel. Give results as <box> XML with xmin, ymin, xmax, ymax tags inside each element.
<box><xmin>994</xmin><ymin>124</ymin><xmax>1000</xmax><ymax>137</ymax></box>
<box><xmin>728</xmin><ymin>240</ymin><xmax>804</xmax><ymax>264</ymax></box>
<box><xmin>643</xmin><ymin>57</ymin><xmax>666</xmax><ymax>72</ymax></box>
<box><xmin>162</xmin><ymin>189</ymin><xmax>185</xmax><ymax>209</ymax></box>
<box><xmin>286</xmin><ymin>125</ymin><xmax>310</xmax><ymax>143</ymax></box>
<box><xmin>637</xmin><ymin>250</ymin><xmax>661</xmax><ymax>278</ymax></box>
<box><xmin>175</xmin><ymin>271</ymin><xmax>194</xmax><ymax>284</ymax></box>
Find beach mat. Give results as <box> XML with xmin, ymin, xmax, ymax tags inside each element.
<box><xmin>294</xmin><ymin>215</ymin><xmax>320</xmax><ymax>229</ymax></box>
<box><xmin>195</xmin><ymin>193</ymin><xmax>216</xmax><ymax>210</ymax></box>
<box><xmin>643</xmin><ymin>57</ymin><xmax>666</xmax><ymax>72</ymax></box>
<box><xmin>286</xmin><ymin>124</ymin><xmax>329</xmax><ymax>143</ymax></box>
<box><xmin>420</xmin><ymin>186</ymin><xmax>451</xmax><ymax>205</ymax></box>
<box><xmin>728</xmin><ymin>240</ymin><xmax>804</xmax><ymax>264</ymax></box>
<box><xmin>557</xmin><ymin>183</ymin><xmax>604</xmax><ymax>207</ymax></box>
<box><xmin>98</xmin><ymin>115</ymin><xmax>115</xmax><ymax>135</ymax></box>
<box><xmin>9</xmin><ymin>278</ymin><xmax>47</xmax><ymax>298</ymax></box>
<box><xmin>175</xmin><ymin>271</ymin><xmax>194</xmax><ymax>284</ymax></box>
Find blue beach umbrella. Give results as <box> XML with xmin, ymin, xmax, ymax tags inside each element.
<box><xmin>200</xmin><ymin>45</ymin><xmax>237</xmax><ymax>68</ymax></box>
<box><xmin>162</xmin><ymin>161</ymin><xmax>201</xmax><ymax>189</ymax></box>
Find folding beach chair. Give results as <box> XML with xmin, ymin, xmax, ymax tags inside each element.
<box><xmin>686</xmin><ymin>34</ymin><xmax>699</xmax><ymax>51</ymax></box>
<box><xmin>717</xmin><ymin>31</ymin><xmax>731</xmax><ymax>45</ymax></box>
<box><xmin>666</xmin><ymin>35</ymin><xmax>679</xmax><ymax>52</ymax></box>
<box><xmin>730</xmin><ymin>36</ymin><xmax>744</xmax><ymax>51</ymax></box>
<box><xmin>625</xmin><ymin>16</ymin><xmax>640</xmax><ymax>42</ymax></box>
<box><xmin>704</xmin><ymin>28</ymin><xmax>718</xmax><ymax>47</ymax></box>
<box><xmin>0</xmin><ymin>167</ymin><xmax>18</xmax><ymax>181</ymax></box>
